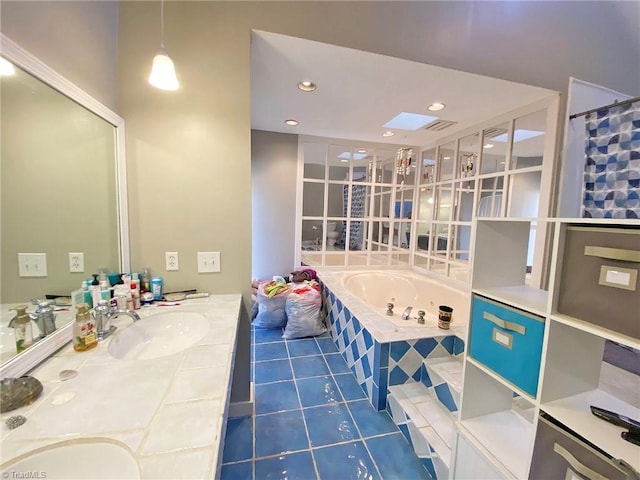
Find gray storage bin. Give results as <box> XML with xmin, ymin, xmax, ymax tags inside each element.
<box><xmin>556</xmin><ymin>225</ymin><xmax>640</xmax><ymax>340</ymax></box>
<box><xmin>529</xmin><ymin>413</ymin><xmax>638</xmax><ymax>480</ymax></box>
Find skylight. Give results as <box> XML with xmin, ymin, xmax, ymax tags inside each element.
<box><xmin>383</xmin><ymin>112</ymin><xmax>439</xmax><ymax>131</ymax></box>
<box><xmin>338</xmin><ymin>152</ymin><xmax>368</xmax><ymax>160</ymax></box>
<box><xmin>492</xmin><ymin>129</ymin><xmax>544</xmax><ymax>143</ymax></box>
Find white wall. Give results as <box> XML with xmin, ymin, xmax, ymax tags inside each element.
<box><xmin>251</xmin><ymin>130</ymin><xmax>298</xmax><ymax>280</ymax></box>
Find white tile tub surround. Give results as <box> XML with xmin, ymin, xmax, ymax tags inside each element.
<box><xmin>0</xmin><ymin>295</ymin><xmax>242</xmax><ymax>480</ymax></box>
<box><xmin>318</xmin><ymin>269</ymin><xmax>470</xmax><ymax>343</ymax></box>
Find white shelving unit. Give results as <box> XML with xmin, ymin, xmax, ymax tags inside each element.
<box><xmin>455</xmin><ymin>218</ymin><xmax>640</xmax><ymax>479</ymax></box>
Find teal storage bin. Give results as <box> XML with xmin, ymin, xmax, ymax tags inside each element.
<box><xmin>469</xmin><ymin>295</ymin><xmax>546</xmax><ymax>397</ymax></box>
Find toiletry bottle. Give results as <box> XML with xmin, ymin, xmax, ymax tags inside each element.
<box><xmin>141</xmin><ymin>268</ymin><xmax>151</xmax><ymax>293</ymax></box>
<box><xmin>131</xmin><ymin>281</ymin><xmax>141</xmax><ymax>310</ymax></box>
<box><xmin>100</xmin><ymin>279</ymin><xmax>111</xmax><ymax>302</ymax></box>
<box><xmin>151</xmin><ymin>277</ymin><xmax>163</xmax><ymax>300</ymax></box>
<box><xmin>73</xmin><ymin>303</ymin><xmax>97</xmax><ymax>352</ymax></box>
<box><xmin>11</xmin><ymin>306</ymin><xmax>34</xmax><ymax>353</ymax></box>
<box><xmin>82</xmin><ymin>280</ymin><xmax>93</xmax><ymax>308</ymax></box>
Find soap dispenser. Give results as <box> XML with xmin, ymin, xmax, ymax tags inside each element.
<box><xmin>73</xmin><ymin>303</ymin><xmax>97</xmax><ymax>352</ymax></box>
<box><xmin>11</xmin><ymin>306</ymin><xmax>33</xmax><ymax>353</ymax></box>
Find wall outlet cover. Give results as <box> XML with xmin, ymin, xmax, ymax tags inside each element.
<box><xmin>165</xmin><ymin>251</ymin><xmax>179</xmax><ymax>271</ymax></box>
<box><xmin>197</xmin><ymin>251</ymin><xmax>221</xmax><ymax>273</ymax></box>
<box><xmin>18</xmin><ymin>253</ymin><xmax>47</xmax><ymax>277</ymax></box>
<box><xmin>69</xmin><ymin>252</ymin><xmax>84</xmax><ymax>273</ymax></box>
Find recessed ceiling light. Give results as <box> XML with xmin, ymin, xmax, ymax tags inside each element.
<box><xmin>297</xmin><ymin>81</ymin><xmax>316</xmax><ymax>92</ymax></box>
<box><xmin>285</xmin><ymin>119</ymin><xmax>299</xmax><ymax>126</ymax></box>
<box><xmin>443</xmin><ymin>156</ymin><xmax>451</xmax><ymax>160</ymax></box>
<box><xmin>340</xmin><ymin>159</ymin><xmax>349</xmax><ymax>163</ymax></box>
<box><xmin>357</xmin><ymin>149</ymin><xmax>367</xmax><ymax>154</ymax></box>
<box><xmin>382</xmin><ymin>131</ymin><xmax>395</xmax><ymax>137</ymax></box>
<box><xmin>427</xmin><ymin>102</ymin><xmax>446</xmax><ymax>112</ymax></box>
<box><xmin>483</xmin><ymin>143</ymin><xmax>494</xmax><ymax>149</ymax></box>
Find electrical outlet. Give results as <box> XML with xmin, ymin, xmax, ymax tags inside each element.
<box><xmin>197</xmin><ymin>251</ymin><xmax>220</xmax><ymax>273</ymax></box>
<box><xmin>69</xmin><ymin>252</ymin><xmax>84</xmax><ymax>273</ymax></box>
<box><xmin>165</xmin><ymin>251</ymin><xmax>179</xmax><ymax>271</ymax></box>
<box><xmin>18</xmin><ymin>253</ymin><xmax>47</xmax><ymax>277</ymax></box>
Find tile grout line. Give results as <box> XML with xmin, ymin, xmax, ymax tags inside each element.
<box><xmin>315</xmin><ymin>332</ymin><xmax>387</xmax><ymax>480</ymax></box>
<box><xmin>249</xmin><ymin>331</ymin><xmax>412</xmax><ymax>479</ymax></box>
<box><xmin>284</xmin><ymin>335</ymin><xmax>322</xmax><ymax>480</ymax></box>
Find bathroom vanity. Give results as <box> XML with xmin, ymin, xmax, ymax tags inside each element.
<box><xmin>0</xmin><ymin>295</ymin><xmax>242</xmax><ymax>479</ymax></box>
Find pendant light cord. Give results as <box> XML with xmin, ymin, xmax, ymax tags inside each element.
<box><xmin>160</xmin><ymin>0</ymin><xmax>165</xmax><ymax>49</ymax></box>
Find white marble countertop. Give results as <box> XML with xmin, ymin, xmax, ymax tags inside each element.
<box><xmin>0</xmin><ymin>294</ymin><xmax>242</xmax><ymax>479</ymax></box>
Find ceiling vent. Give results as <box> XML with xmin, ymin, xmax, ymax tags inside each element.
<box><xmin>483</xmin><ymin>127</ymin><xmax>509</xmax><ymax>139</ymax></box>
<box><xmin>423</xmin><ymin>119</ymin><xmax>457</xmax><ymax>131</ymax></box>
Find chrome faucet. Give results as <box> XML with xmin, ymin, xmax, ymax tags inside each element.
<box><xmin>8</xmin><ymin>300</ymin><xmax>57</xmax><ymax>338</ymax></box>
<box><xmin>31</xmin><ymin>299</ymin><xmax>57</xmax><ymax>337</ymax></box>
<box><xmin>402</xmin><ymin>306</ymin><xmax>413</xmax><ymax>320</ymax></box>
<box><xmin>93</xmin><ymin>300</ymin><xmax>140</xmax><ymax>341</ymax></box>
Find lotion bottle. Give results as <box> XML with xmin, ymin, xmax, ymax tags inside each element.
<box><xmin>11</xmin><ymin>306</ymin><xmax>33</xmax><ymax>353</ymax></box>
<box><xmin>73</xmin><ymin>303</ymin><xmax>97</xmax><ymax>352</ymax></box>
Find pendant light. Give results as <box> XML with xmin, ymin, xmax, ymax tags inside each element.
<box><xmin>148</xmin><ymin>0</ymin><xmax>179</xmax><ymax>91</ymax></box>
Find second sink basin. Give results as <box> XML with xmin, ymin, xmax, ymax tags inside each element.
<box><xmin>108</xmin><ymin>311</ymin><xmax>209</xmax><ymax>360</ymax></box>
<box><xmin>1</xmin><ymin>438</ymin><xmax>140</xmax><ymax>479</ymax></box>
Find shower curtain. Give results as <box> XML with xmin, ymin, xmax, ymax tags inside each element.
<box><xmin>582</xmin><ymin>99</ymin><xmax>640</xmax><ymax>219</ymax></box>
<box><xmin>343</xmin><ymin>184</ymin><xmax>366</xmax><ymax>250</ymax></box>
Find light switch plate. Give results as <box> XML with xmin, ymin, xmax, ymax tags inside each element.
<box><xmin>166</xmin><ymin>251</ymin><xmax>179</xmax><ymax>271</ymax></box>
<box><xmin>18</xmin><ymin>253</ymin><xmax>47</xmax><ymax>277</ymax></box>
<box><xmin>197</xmin><ymin>252</ymin><xmax>220</xmax><ymax>273</ymax></box>
<box><xmin>69</xmin><ymin>252</ymin><xmax>84</xmax><ymax>273</ymax></box>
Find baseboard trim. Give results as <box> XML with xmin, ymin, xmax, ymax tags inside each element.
<box><xmin>228</xmin><ymin>386</ymin><xmax>254</xmax><ymax>418</ymax></box>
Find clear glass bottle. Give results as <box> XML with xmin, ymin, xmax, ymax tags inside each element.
<box><xmin>141</xmin><ymin>268</ymin><xmax>151</xmax><ymax>294</ymax></box>
<box><xmin>11</xmin><ymin>305</ymin><xmax>33</xmax><ymax>353</ymax></box>
<box><xmin>73</xmin><ymin>303</ymin><xmax>97</xmax><ymax>352</ymax></box>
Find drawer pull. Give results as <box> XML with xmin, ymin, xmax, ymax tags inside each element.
<box><xmin>553</xmin><ymin>443</ymin><xmax>608</xmax><ymax>480</ymax></box>
<box><xmin>483</xmin><ymin>312</ymin><xmax>526</xmax><ymax>335</ymax></box>
<box><xmin>585</xmin><ymin>246</ymin><xmax>640</xmax><ymax>263</ymax></box>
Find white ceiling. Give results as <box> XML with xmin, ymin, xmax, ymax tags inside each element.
<box><xmin>250</xmin><ymin>30</ymin><xmax>558</xmax><ymax>149</ymax></box>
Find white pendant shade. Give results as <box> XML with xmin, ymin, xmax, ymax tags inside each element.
<box><xmin>148</xmin><ymin>48</ymin><xmax>179</xmax><ymax>91</ymax></box>
<box><xmin>0</xmin><ymin>57</ymin><xmax>16</xmax><ymax>76</ymax></box>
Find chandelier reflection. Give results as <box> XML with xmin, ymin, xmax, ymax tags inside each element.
<box><xmin>396</xmin><ymin>147</ymin><xmax>413</xmax><ymax>182</ymax></box>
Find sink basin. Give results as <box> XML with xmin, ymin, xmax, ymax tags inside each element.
<box><xmin>1</xmin><ymin>438</ymin><xmax>139</xmax><ymax>479</ymax></box>
<box><xmin>108</xmin><ymin>311</ymin><xmax>209</xmax><ymax>360</ymax></box>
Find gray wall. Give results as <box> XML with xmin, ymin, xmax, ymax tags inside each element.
<box><xmin>0</xmin><ymin>1</ymin><xmax>119</xmax><ymax>110</ymax></box>
<box><xmin>251</xmin><ymin>130</ymin><xmax>298</xmax><ymax>280</ymax></box>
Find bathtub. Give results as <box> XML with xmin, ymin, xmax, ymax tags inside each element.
<box><xmin>318</xmin><ymin>268</ymin><xmax>469</xmax><ymax>412</ymax></box>
<box><xmin>320</xmin><ymin>269</ymin><xmax>469</xmax><ymax>342</ymax></box>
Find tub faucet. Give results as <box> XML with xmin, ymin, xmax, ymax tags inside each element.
<box><xmin>93</xmin><ymin>300</ymin><xmax>140</xmax><ymax>341</ymax></box>
<box><xmin>402</xmin><ymin>306</ymin><xmax>413</xmax><ymax>320</ymax></box>
<box><xmin>386</xmin><ymin>303</ymin><xmax>394</xmax><ymax>316</ymax></box>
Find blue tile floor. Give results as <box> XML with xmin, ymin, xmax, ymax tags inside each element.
<box><xmin>220</xmin><ymin>326</ymin><xmax>433</xmax><ymax>480</ymax></box>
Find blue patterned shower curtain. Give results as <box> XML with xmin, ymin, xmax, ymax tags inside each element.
<box><xmin>582</xmin><ymin>99</ymin><xmax>640</xmax><ymax>218</ymax></box>
<box><xmin>343</xmin><ymin>184</ymin><xmax>366</xmax><ymax>250</ymax></box>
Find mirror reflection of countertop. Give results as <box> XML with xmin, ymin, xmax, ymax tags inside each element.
<box><xmin>0</xmin><ymin>303</ymin><xmax>74</xmax><ymax>365</ymax></box>
<box><xmin>0</xmin><ymin>294</ymin><xmax>242</xmax><ymax>479</ymax></box>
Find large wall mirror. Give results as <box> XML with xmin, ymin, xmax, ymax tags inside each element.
<box><xmin>0</xmin><ymin>34</ymin><xmax>129</xmax><ymax>377</ymax></box>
